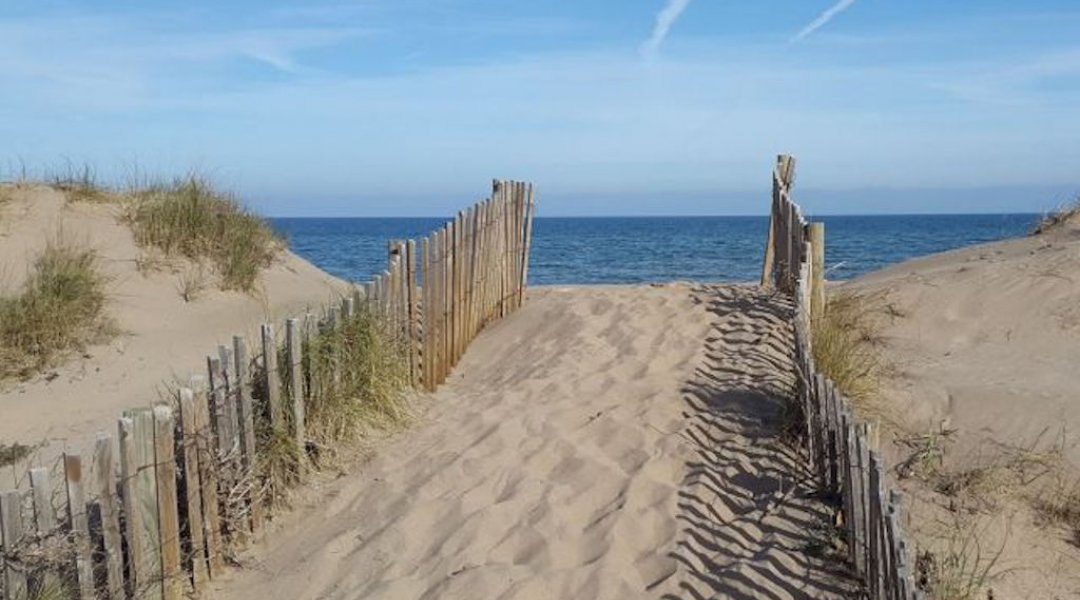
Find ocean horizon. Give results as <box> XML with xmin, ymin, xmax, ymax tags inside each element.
<box><xmin>271</xmin><ymin>213</ymin><xmax>1041</xmax><ymax>285</ymax></box>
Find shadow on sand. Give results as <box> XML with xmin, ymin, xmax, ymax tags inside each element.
<box><xmin>661</xmin><ymin>285</ymin><xmax>861</xmax><ymax>600</ymax></box>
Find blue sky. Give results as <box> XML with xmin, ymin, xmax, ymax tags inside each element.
<box><xmin>1</xmin><ymin>1</ymin><xmax>1078</xmax><ymax>216</ymax></box>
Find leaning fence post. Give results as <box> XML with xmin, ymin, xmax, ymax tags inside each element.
<box><xmin>29</xmin><ymin>467</ymin><xmax>60</xmax><ymax>592</ymax></box>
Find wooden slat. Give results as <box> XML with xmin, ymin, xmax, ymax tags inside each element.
<box><xmin>63</xmin><ymin>454</ymin><xmax>95</xmax><ymax>600</ymax></box>
<box><xmin>406</xmin><ymin>239</ymin><xmax>420</xmax><ymax>388</ymax></box>
<box><xmin>153</xmin><ymin>406</ymin><xmax>182</xmax><ymax>600</ymax></box>
<box><xmin>420</xmin><ymin>236</ymin><xmax>432</xmax><ymax>391</ymax></box>
<box><xmin>234</xmin><ymin>335</ymin><xmax>262</xmax><ymax>533</ymax></box>
<box><xmin>261</xmin><ymin>324</ymin><xmax>283</xmax><ymax>431</ymax></box>
<box><xmin>124</xmin><ymin>408</ymin><xmax>162</xmax><ymax>600</ymax></box>
<box><xmin>178</xmin><ymin>389</ymin><xmax>208</xmax><ymax>590</ymax></box>
<box><xmin>0</xmin><ymin>489</ymin><xmax>27</xmax><ymax>600</ymax></box>
<box><xmin>286</xmin><ymin>318</ymin><xmax>306</xmax><ymax>460</ymax></box>
<box><xmin>93</xmin><ymin>434</ymin><xmax>124</xmax><ymax>599</ymax></box>
<box><xmin>189</xmin><ymin>379</ymin><xmax>223</xmax><ymax>577</ymax></box>
<box><xmin>29</xmin><ymin>467</ymin><xmax>60</xmax><ymax>593</ymax></box>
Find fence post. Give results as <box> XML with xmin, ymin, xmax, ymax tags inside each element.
<box><xmin>809</xmin><ymin>222</ymin><xmax>826</xmax><ymax>322</ymax></box>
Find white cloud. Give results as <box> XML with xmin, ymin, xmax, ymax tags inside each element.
<box><xmin>640</xmin><ymin>0</ymin><xmax>694</xmax><ymax>59</ymax></box>
<box><xmin>791</xmin><ymin>0</ymin><xmax>858</xmax><ymax>44</ymax></box>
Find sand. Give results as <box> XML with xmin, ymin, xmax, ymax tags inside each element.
<box><xmin>846</xmin><ymin>222</ymin><xmax>1080</xmax><ymax>598</ymax></box>
<box><xmin>0</xmin><ymin>184</ymin><xmax>345</xmax><ymax>485</ymax></box>
<box><xmin>209</xmin><ymin>284</ymin><xmax>859</xmax><ymax>600</ymax></box>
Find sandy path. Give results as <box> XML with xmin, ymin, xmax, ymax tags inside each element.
<box><xmin>211</xmin><ymin>284</ymin><xmax>857</xmax><ymax>600</ymax></box>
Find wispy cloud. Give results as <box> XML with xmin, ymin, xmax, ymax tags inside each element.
<box><xmin>791</xmin><ymin>0</ymin><xmax>858</xmax><ymax>44</ymax></box>
<box><xmin>640</xmin><ymin>0</ymin><xmax>693</xmax><ymax>59</ymax></box>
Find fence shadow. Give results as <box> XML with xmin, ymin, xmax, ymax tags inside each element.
<box><xmin>663</xmin><ymin>285</ymin><xmax>861</xmax><ymax>600</ymax></box>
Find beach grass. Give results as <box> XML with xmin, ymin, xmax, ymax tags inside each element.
<box><xmin>124</xmin><ymin>175</ymin><xmax>282</xmax><ymax>293</ymax></box>
<box><xmin>1032</xmin><ymin>480</ymin><xmax>1080</xmax><ymax>547</ymax></box>
<box><xmin>0</xmin><ymin>233</ymin><xmax>113</xmax><ymax>380</ymax></box>
<box><xmin>260</xmin><ymin>302</ymin><xmax>411</xmax><ymax>500</ymax></box>
<box><xmin>1032</xmin><ymin>196</ymin><xmax>1080</xmax><ymax>235</ymax></box>
<box><xmin>48</xmin><ymin>162</ymin><xmax>112</xmax><ymax>203</ymax></box>
<box><xmin>917</xmin><ymin>515</ymin><xmax>1008</xmax><ymax>600</ymax></box>
<box><xmin>811</xmin><ymin>291</ymin><xmax>884</xmax><ymax>415</ymax></box>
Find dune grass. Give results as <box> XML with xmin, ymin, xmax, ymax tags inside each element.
<box><xmin>125</xmin><ymin>176</ymin><xmax>282</xmax><ymax>292</ymax></box>
<box><xmin>0</xmin><ymin>235</ymin><xmax>113</xmax><ymax>379</ymax></box>
<box><xmin>811</xmin><ymin>291</ymin><xmax>885</xmax><ymax>415</ymax></box>
<box><xmin>1032</xmin><ymin>196</ymin><xmax>1080</xmax><ymax>235</ymax></box>
<box><xmin>47</xmin><ymin>163</ymin><xmax>112</xmax><ymax>203</ymax></box>
<box><xmin>1032</xmin><ymin>480</ymin><xmax>1080</xmax><ymax>547</ymax></box>
<box><xmin>258</xmin><ymin>302</ymin><xmax>411</xmax><ymax>500</ymax></box>
<box><xmin>917</xmin><ymin>515</ymin><xmax>1008</xmax><ymax>600</ymax></box>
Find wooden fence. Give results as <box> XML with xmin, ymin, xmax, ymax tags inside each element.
<box><xmin>0</xmin><ymin>180</ymin><xmax>535</xmax><ymax>600</ymax></box>
<box><xmin>762</xmin><ymin>156</ymin><xmax>925</xmax><ymax>600</ymax></box>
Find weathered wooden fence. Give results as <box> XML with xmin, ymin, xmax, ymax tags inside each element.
<box><xmin>0</xmin><ymin>180</ymin><xmax>535</xmax><ymax>600</ymax></box>
<box><xmin>762</xmin><ymin>156</ymin><xmax>924</xmax><ymax>600</ymax></box>
<box><xmin>366</xmin><ymin>180</ymin><xmax>536</xmax><ymax>391</ymax></box>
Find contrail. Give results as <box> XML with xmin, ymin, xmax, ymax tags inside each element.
<box><xmin>641</xmin><ymin>0</ymin><xmax>693</xmax><ymax>58</ymax></box>
<box><xmin>791</xmin><ymin>0</ymin><xmax>857</xmax><ymax>43</ymax></box>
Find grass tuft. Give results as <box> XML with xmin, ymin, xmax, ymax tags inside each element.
<box><xmin>302</xmin><ymin>305</ymin><xmax>411</xmax><ymax>449</ymax></box>
<box><xmin>257</xmin><ymin>302</ymin><xmax>411</xmax><ymax>500</ymax></box>
<box><xmin>1032</xmin><ymin>196</ymin><xmax>1080</xmax><ymax>235</ymax></box>
<box><xmin>0</xmin><ymin>442</ymin><xmax>34</xmax><ymax>467</ymax></box>
<box><xmin>48</xmin><ymin>163</ymin><xmax>111</xmax><ymax>203</ymax></box>
<box><xmin>917</xmin><ymin>516</ymin><xmax>1008</xmax><ymax>600</ymax></box>
<box><xmin>0</xmin><ymin>234</ymin><xmax>113</xmax><ymax>379</ymax></box>
<box><xmin>125</xmin><ymin>176</ymin><xmax>282</xmax><ymax>292</ymax></box>
<box><xmin>1032</xmin><ymin>479</ymin><xmax>1080</xmax><ymax>547</ymax></box>
<box><xmin>811</xmin><ymin>291</ymin><xmax>885</xmax><ymax>415</ymax></box>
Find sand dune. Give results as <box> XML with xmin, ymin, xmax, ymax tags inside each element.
<box><xmin>849</xmin><ymin>223</ymin><xmax>1080</xmax><ymax>465</ymax></box>
<box><xmin>210</xmin><ymin>284</ymin><xmax>858</xmax><ymax>600</ymax></box>
<box><xmin>847</xmin><ymin>223</ymin><xmax>1080</xmax><ymax>598</ymax></box>
<box><xmin>0</xmin><ymin>184</ymin><xmax>345</xmax><ymax>484</ymax></box>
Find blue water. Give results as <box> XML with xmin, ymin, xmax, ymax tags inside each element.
<box><xmin>271</xmin><ymin>214</ymin><xmax>1040</xmax><ymax>285</ymax></box>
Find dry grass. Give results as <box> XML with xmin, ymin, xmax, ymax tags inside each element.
<box><xmin>1032</xmin><ymin>196</ymin><xmax>1080</xmax><ymax>235</ymax></box>
<box><xmin>811</xmin><ymin>291</ymin><xmax>885</xmax><ymax>415</ymax></box>
<box><xmin>917</xmin><ymin>515</ymin><xmax>1009</xmax><ymax>600</ymax></box>
<box><xmin>176</xmin><ymin>262</ymin><xmax>210</xmax><ymax>302</ymax></box>
<box><xmin>0</xmin><ymin>441</ymin><xmax>34</xmax><ymax>467</ymax></box>
<box><xmin>0</xmin><ymin>234</ymin><xmax>113</xmax><ymax>379</ymax></box>
<box><xmin>124</xmin><ymin>176</ymin><xmax>282</xmax><ymax>293</ymax></box>
<box><xmin>1032</xmin><ymin>479</ymin><xmax>1080</xmax><ymax>547</ymax></box>
<box><xmin>47</xmin><ymin>163</ymin><xmax>112</xmax><ymax>204</ymax></box>
<box><xmin>898</xmin><ymin>428</ymin><xmax>1065</xmax><ymax>512</ymax></box>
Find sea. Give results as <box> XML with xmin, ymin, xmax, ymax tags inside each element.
<box><xmin>270</xmin><ymin>214</ymin><xmax>1040</xmax><ymax>285</ymax></box>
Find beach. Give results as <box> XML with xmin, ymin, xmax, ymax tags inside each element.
<box><xmin>207</xmin><ymin>284</ymin><xmax>859</xmax><ymax>600</ymax></box>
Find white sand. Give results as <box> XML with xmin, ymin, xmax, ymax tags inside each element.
<box><xmin>0</xmin><ymin>184</ymin><xmax>345</xmax><ymax>485</ymax></box>
<box><xmin>210</xmin><ymin>284</ymin><xmax>858</xmax><ymax>600</ymax></box>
